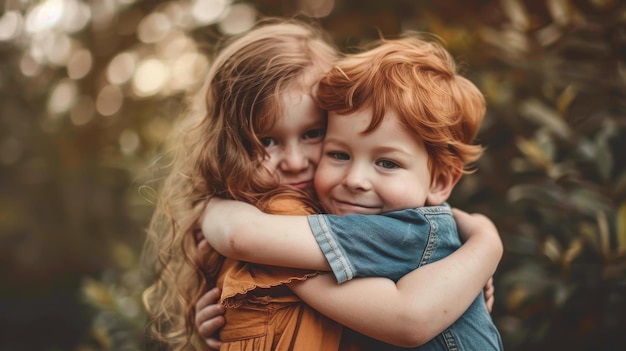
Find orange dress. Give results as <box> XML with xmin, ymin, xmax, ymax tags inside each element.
<box><xmin>214</xmin><ymin>197</ymin><xmax>353</xmax><ymax>351</ymax></box>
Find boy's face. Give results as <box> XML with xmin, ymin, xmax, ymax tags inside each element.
<box><xmin>257</xmin><ymin>91</ymin><xmax>326</xmax><ymax>194</ymax></box>
<box><xmin>315</xmin><ymin>109</ymin><xmax>433</xmax><ymax>215</ymax></box>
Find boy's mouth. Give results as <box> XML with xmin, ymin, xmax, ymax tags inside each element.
<box><xmin>331</xmin><ymin>199</ymin><xmax>381</xmax><ymax>215</ymax></box>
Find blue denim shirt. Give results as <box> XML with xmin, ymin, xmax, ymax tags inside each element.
<box><xmin>307</xmin><ymin>204</ymin><xmax>503</xmax><ymax>351</ymax></box>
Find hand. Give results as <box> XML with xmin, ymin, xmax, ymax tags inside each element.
<box><xmin>451</xmin><ymin>208</ymin><xmax>497</xmax><ymax>243</ymax></box>
<box><xmin>452</xmin><ymin>208</ymin><xmax>500</xmax><ymax>314</ymax></box>
<box><xmin>194</xmin><ymin>227</ymin><xmax>213</xmax><ymax>272</ymax></box>
<box><xmin>483</xmin><ymin>277</ymin><xmax>495</xmax><ymax>313</ymax></box>
<box><xmin>195</xmin><ymin>287</ymin><xmax>225</xmax><ymax>350</ymax></box>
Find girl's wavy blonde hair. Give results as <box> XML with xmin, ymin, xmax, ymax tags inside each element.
<box><xmin>142</xmin><ymin>18</ymin><xmax>336</xmax><ymax>350</ymax></box>
<box><xmin>317</xmin><ymin>34</ymin><xmax>486</xmax><ymax>181</ymax></box>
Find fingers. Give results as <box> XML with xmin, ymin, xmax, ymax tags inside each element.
<box><xmin>483</xmin><ymin>278</ymin><xmax>494</xmax><ymax>299</ymax></box>
<box><xmin>485</xmin><ymin>293</ymin><xmax>494</xmax><ymax>313</ymax></box>
<box><xmin>198</xmin><ymin>311</ymin><xmax>225</xmax><ymax>346</ymax></box>
<box><xmin>195</xmin><ymin>287</ymin><xmax>225</xmax><ymax>348</ymax></box>
<box><xmin>204</xmin><ymin>337</ymin><xmax>223</xmax><ymax>350</ymax></box>
<box><xmin>196</xmin><ymin>287</ymin><xmax>222</xmax><ymax>311</ymax></box>
<box><xmin>197</xmin><ymin>238</ymin><xmax>211</xmax><ymax>258</ymax></box>
<box><xmin>196</xmin><ymin>303</ymin><xmax>226</xmax><ymax>332</ymax></box>
<box><xmin>194</xmin><ymin>228</ymin><xmax>204</xmax><ymax>243</ymax></box>
<box><xmin>198</xmin><ymin>313</ymin><xmax>225</xmax><ymax>345</ymax></box>
<box><xmin>483</xmin><ymin>277</ymin><xmax>495</xmax><ymax>313</ymax></box>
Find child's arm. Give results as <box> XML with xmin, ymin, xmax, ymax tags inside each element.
<box><xmin>202</xmin><ymin>199</ymin><xmax>502</xmax><ymax>346</ymax></box>
<box><xmin>290</xmin><ymin>210</ymin><xmax>502</xmax><ymax>347</ymax></box>
<box><xmin>202</xmin><ymin>198</ymin><xmax>330</xmax><ymax>270</ymax></box>
<box><xmin>203</xmin><ymin>198</ymin><xmax>498</xmax><ymax>277</ymax></box>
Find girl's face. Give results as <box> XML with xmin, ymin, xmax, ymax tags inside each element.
<box><xmin>257</xmin><ymin>90</ymin><xmax>326</xmax><ymax>193</ymax></box>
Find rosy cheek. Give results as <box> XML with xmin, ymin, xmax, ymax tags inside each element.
<box><xmin>309</xmin><ymin>145</ymin><xmax>324</xmax><ymax>165</ymax></box>
<box><xmin>315</xmin><ymin>179</ymin><xmax>332</xmax><ymax>201</ymax></box>
<box><xmin>256</xmin><ymin>161</ymin><xmax>279</xmax><ymax>184</ymax></box>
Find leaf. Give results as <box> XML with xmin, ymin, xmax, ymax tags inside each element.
<box><xmin>519</xmin><ymin>98</ymin><xmax>574</xmax><ymax>140</ymax></box>
<box><xmin>556</xmin><ymin>84</ymin><xmax>577</xmax><ymax>117</ymax></box>
<box><xmin>516</xmin><ymin>137</ymin><xmax>553</xmax><ymax>169</ymax></box>
<box><xmin>506</xmin><ymin>286</ymin><xmax>530</xmax><ymax>311</ymax></box>
<box><xmin>596</xmin><ymin>210</ymin><xmax>610</xmax><ymax>257</ymax></box>
<box><xmin>543</xmin><ymin>235</ymin><xmax>563</xmax><ymax>263</ymax></box>
<box><xmin>82</xmin><ymin>278</ymin><xmax>114</xmax><ymax>310</ymax></box>
<box><xmin>568</xmin><ymin>187</ymin><xmax>612</xmax><ymax>216</ymax></box>
<box><xmin>563</xmin><ymin>236</ymin><xmax>583</xmax><ymax>269</ymax></box>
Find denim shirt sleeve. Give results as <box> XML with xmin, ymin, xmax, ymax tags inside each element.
<box><xmin>307</xmin><ymin>209</ymin><xmax>432</xmax><ymax>283</ymax></box>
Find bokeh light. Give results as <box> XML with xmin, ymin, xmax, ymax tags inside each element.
<box><xmin>59</xmin><ymin>0</ymin><xmax>91</xmax><ymax>33</ymax></box>
<box><xmin>107</xmin><ymin>52</ymin><xmax>137</xmax><ymax>85</ymax></box>
<box><xmin>137</xmin><ymin>12</ymin><xmax>172</xmax><ymax>44</ymax></box>
<box><xmin>38</xmin><ymin>32</ymin><xmax>72</xmax><ymax>66</ymax></box>
<box><xmin>0</xmin><ymin>11</ymin><xmax>23</xmax><ymax>41</ymax></box>
<box><xmin>217</xmin><ymin>3</ymin><xmax>256</xmax><ymax>35</ymax></box>
<box><xmin>298</xmin><ymin>0</ymin><xmax>335</xmax><ymax>18</ymax></box>
<box><xmin>169</xmin><ymin>52</ymin><xmax>209</xmax><ymax>91</ymax></box>
<box><xmin>132</xmin><ymin>58</ymin><xmax>169</xmax><ymax>97</ymax></box>
<box><xmin>25</xmin><ymin>0</ymin><xmax>64</xmax><ymax>33</ymax></box>
<box><xmin>191</xmin><ymin>0</ymin><xmax>230</xmax><ymax>25</ymax></box>
<box><xmin>69</xmin><ymin>95</ymin><xmax>95</xmax><ymax>126</ymax></box>
<box><xmin>19</xmin><ymin>53</ymin><xmax>42</xmax><ymax>77</ymax></box>
<box><xmin>66</xmin><ymin>48</ymin><xmax>92</xmax><ymax>79</ymax></box>
<box><xmin>119</xmin><ymin>129</ymin><xmax>140</xmax><ymax>155</ymax></box>
<box><xmin>96</xmin><ymin>84</ymin><xmax>124</xmax><ymax>116</ymax></box>
<box><xmin>156</xmin><ymin>31</ymin><xmax>193</xmax><ymax>60</ymax></box>
<box><xmin>47</xmin><ymin>78</ymin><xmax>78</xmax><ymax>115</ymax></box>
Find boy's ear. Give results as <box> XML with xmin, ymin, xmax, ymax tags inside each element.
<box><xmin>426</xmin><ymin>169</ymin><xmax>462</xmax><ymax>206</ymax></box>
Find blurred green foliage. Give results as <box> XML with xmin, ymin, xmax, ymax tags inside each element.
<box><xmin>1</xmin><ymin>0</ymin><xmax>625</xmax><ymax>350</ymax></box>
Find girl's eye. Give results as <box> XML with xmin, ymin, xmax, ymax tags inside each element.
<box><xmin>303</xmin><ymin>128</ymin><xmax>325</xmax><ymax>140</ymax></box>
<box><xmin>377</xmin><ymin>160</ymin><xmax>398</xmax><ymax>169</ymax></box>
<box><xmin>260</xmin><ymin>137</ymin><xmax>276</xmax><ymax>147</ymax></box>
<box><xmin>329</xmin><ymin>152</ymin><xmax>350</xmax><ymax>160</ymax></box>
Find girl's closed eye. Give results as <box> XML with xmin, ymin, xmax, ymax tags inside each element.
<box><xmin>376</xmin><ymin>159</ymin><xmax>399</xmax><ymax>169</ymax></box>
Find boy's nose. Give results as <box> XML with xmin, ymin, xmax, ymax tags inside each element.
<box><xmin>343</xmin><ymin>164</ymin><xmax>372</xmax><ymax>191</ymax></box>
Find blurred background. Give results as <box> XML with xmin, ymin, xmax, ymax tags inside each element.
<box><xmin>1</xmin><ymin>0</ymin><xmax>625</xmax><ymax>350</ymax></box>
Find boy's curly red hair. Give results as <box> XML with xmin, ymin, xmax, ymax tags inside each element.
<box><xmin>317</xmin><ymin>34</ymin><xmax>486</xmax><ymax>181</ymax></box>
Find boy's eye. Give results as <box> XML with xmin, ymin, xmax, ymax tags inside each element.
<box><xmin>377</xmin><ymin>160</ymin><xmax>398</xmax><ymax>169</ymax></box>
<box><xmin>303</xmin><ymin>128</ymin><xmax>325</xmax><ymax>140</ymax></box>
<box><xmin>329</xmin><ymin>152</ymin><xmax>350</xmax><ymax>160</ymax></box>
<box><xmin>260</xmin><ymin>137</ymin><xmax>276</xmax><ymax>147</ymax></box>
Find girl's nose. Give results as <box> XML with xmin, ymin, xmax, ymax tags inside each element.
<box><xmin>279</xmin><ymin>145</ymin><xmax>309</xmax><ymax>173</ymax></box>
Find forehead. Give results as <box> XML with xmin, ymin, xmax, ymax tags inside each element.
<box><xmin>255</xmin><ymin>65</ymin><xmax>327</xmax><ymax>132</ymax></box>
<box><xmin>260</xmin><ymin>91</ymin><xmax>325</xmax><ymax>133</ymax></box>
<box><xmin>327</xmin><ymin>108</ymin><xmax>404</xmax><ymax>133</ymax></box>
